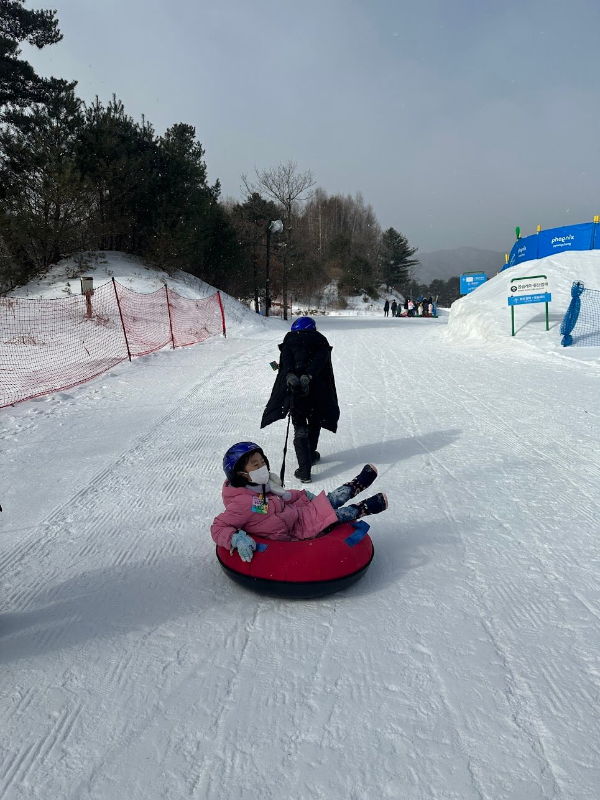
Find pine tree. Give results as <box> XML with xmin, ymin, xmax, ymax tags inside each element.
<box><xmin>198</xmin><ymin>196</ymin><xmax>244</xmax><ymax>293</ymax></box>
<box><xmin>338</xmin><ymin>254</ymin><xmax>376</xmax><ymax>297</ymax></box>
<box><xmin>380</xmin><ymin>227</ymin><xmax>419</xmax><ymax>291</ymax></box>
<box><xmin>0</xmin><ymin>78</ymin><xmax>89</xmax><ymax>275</ymax></box>
<box><xmin>149</xmin><ymin>122</ymin><xmax>211</xmax><ymax>272</ymax></box>
<box><xmin>77</xmin><ymin>96</ymin><xmax>157</xmax><ymax>253</ymax></box>
<box><xmin>0</xmin><ymin>0</ymin><xmax>62</xmax><ymax>116</ymax></box>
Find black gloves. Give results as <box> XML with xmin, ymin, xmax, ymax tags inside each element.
<box><xmin>286</xmin><ymin>373</ymin><xmax>311</xmax><ymax>394</ymax></box>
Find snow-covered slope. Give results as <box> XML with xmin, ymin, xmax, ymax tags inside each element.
<box><xmin>3</xmin><ymin>250</ymin><xmax>600</xmax><ymax>798</ymax></box>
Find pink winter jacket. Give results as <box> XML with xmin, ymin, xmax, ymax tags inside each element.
<box><xmin>211</xmin><ymin>481</ymin><xmax>339</xmax><ymax>549</ymax></box>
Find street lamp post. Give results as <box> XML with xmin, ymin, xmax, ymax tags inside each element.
<box><xmin>265</xmin><ymin>219</ymin><xmax>283</xmax><ymax>317</ymax></box>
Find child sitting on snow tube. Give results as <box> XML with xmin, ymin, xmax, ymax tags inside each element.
<box><xmin>211</xmin><ymin>442</ymin><xmax>387</xmax><ymax>562</ymax></box>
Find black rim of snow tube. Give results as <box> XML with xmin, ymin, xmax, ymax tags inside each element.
<box><xmin>216</xmin><ymin>547</ymin><xmax>375</xmax><ymax>599</ymax></box>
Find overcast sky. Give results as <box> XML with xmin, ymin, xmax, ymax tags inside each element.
<box><xmin>23</xmin><ymin>0</ymin><xmax>600</xmax><ymax>253</ymax></box>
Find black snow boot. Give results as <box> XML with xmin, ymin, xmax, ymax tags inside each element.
<box><xmin>350</xmin><ymin>492</ymin><xmax>388</xmax><ymax>519</ymax></box>
<box><xmin>344</xmin><ymin>464</ymin><xmax>378</xmax><ymax>499</ymax></box>
<box><xmin>293</xmin><ymin>428</ymin><xmax>312</xmax><ymax>483</ymax></box>
<box><xmin>308</xmin><ymin>425</ymin><xmax>321</xmax><ymax>465</ymax></box>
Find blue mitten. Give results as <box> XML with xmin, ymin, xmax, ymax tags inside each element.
<box><xmin>230</xmin><ymin>531</ymin><xmax>257</xmax><ymax>562</ymax></box>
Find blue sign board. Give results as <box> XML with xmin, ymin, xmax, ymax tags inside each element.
<box><xmin>460</xmin><ymin>272</ymin><xmax>487</xmax><ymax>294</ymax></box>
<box><xmin>508</xmin><ymin>292</ymin><xmax>552</xmax><ymax>306</ymax></box>
<box><xmin>508</xmin><ymin>274</ymin><xmax>551</xmax><ymax>336</ymax></box>
<box><xmin>508</xmin><ymin>276</ymin><xmax>551</xmax><ymax>307</ymax></box>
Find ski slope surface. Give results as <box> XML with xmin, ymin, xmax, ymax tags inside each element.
<box><xmin>2</xmin><ymin>252</ymin><xmax>600</xmax><ymax>799</ymax></box>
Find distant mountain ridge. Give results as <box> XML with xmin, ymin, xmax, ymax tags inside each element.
<box><xmin>415</xmin><ymin>246</ymin><xmax>505</xmax><ymax>284</ymax></box>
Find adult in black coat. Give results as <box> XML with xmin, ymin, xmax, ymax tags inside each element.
<box><xmin>261</xmin><ymin>317</ymin><xmax>340</xmax><ymax>483</ymax></box>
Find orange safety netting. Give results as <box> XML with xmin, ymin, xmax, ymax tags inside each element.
<box><xmin>0</xmin><ymin>280</ymin><xmax>225</xmax><ymax>409</ymax></box>
<box><xmin>167</xmin><ymin>287</ymin><xmax>227</xmax><ymax>347</ymax></box>
<box><xmin>112</xmin><ymin>283</ymin><xmax>172</xmax><ymax>357</ymax></box>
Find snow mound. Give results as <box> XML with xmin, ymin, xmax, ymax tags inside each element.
<box><xmin>8</xmin><ymin>251</ymin><xmax>288</xmax><ymax>338</ymax></box>
<box><xmin>446</xmin><ymin>250</ymin><xmax>600</xmax><ymax>363</ymax></box>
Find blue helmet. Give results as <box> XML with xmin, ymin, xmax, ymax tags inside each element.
<box><xmin>291</xmin><ymin>316</ymin><xmax>316</xmax><ymax>332</ymax></box>
<box><xmin>223</xmin><ymin>441</ymin><xmax>264</xmax><ymax>480</ymax></box>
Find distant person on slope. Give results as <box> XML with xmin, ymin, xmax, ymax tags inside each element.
<box><xmin>391</xmin><ymin>299</ymin><xmax>398</xmax><ymax>317</ymax></box>
<box><xmin>261</xmin><ymin>317</ymin><xmax>340</xmax><ymax>483</ymax></box>
<box><xmin>383</xmin><ymin>299</ymin><xmax>390</xmax><ymax>317</ymax></box>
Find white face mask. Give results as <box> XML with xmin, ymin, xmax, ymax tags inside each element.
<box><xmin>247</xmin><ymin>465</ymin><xmax>270</xmax><ymax>484</ymax></box>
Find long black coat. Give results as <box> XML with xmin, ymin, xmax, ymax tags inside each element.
<box><xmin>261</xmin><ymin>329</ymin><xmax>340</xmax><ymax>433</ymax></box>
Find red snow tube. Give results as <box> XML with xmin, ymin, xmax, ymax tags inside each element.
<box><xmin>216</xmin><ymin>521</ymin><xmax>374</xmax><ymax>599</ymax></box>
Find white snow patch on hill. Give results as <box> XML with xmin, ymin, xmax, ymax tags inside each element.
<box><xmin>446</xmin><ymin>250</ymin><xmax>600</xmax><ymax>364</ymax></box>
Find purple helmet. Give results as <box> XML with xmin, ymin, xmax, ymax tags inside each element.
<box><xmin>223</xmin><ymin>442</ymin><xmax>265</xmax><ymax>480</ymax></box>
<box><xmin>291</xmin><ymin>316</ymin><xmax>316</xmax><ymax>332</ymax></box>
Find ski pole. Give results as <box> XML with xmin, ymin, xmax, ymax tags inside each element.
<box><xmin>280</xmin><ymin>391</ymin><xmax>294</xmax><ymax>486</ymax></box>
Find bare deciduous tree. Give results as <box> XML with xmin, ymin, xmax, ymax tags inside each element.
<box><xmin>242</xmin><ymin>160</ymin><xmax>315</xmax><ymax>320</ymax></box>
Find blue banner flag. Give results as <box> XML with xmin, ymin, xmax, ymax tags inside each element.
<box><xmin>507</xmin><ymin>234</ymin><xmax>538</xmax><ymax>268</ymax></box>
<box><xmin>538</xmin><ymin>223</ymin><xmax>594</xmax><ymax>259</ymax></box>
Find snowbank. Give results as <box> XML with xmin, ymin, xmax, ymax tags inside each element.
<box><xmin>8</xmin><ymin>251</ymin><xmax>287</xmax><ymax>339</ymax></box>
<box><xmin>446</xmin><ymin>250</ymin><xmax>600</xmax><ymax>363</ymax></box>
